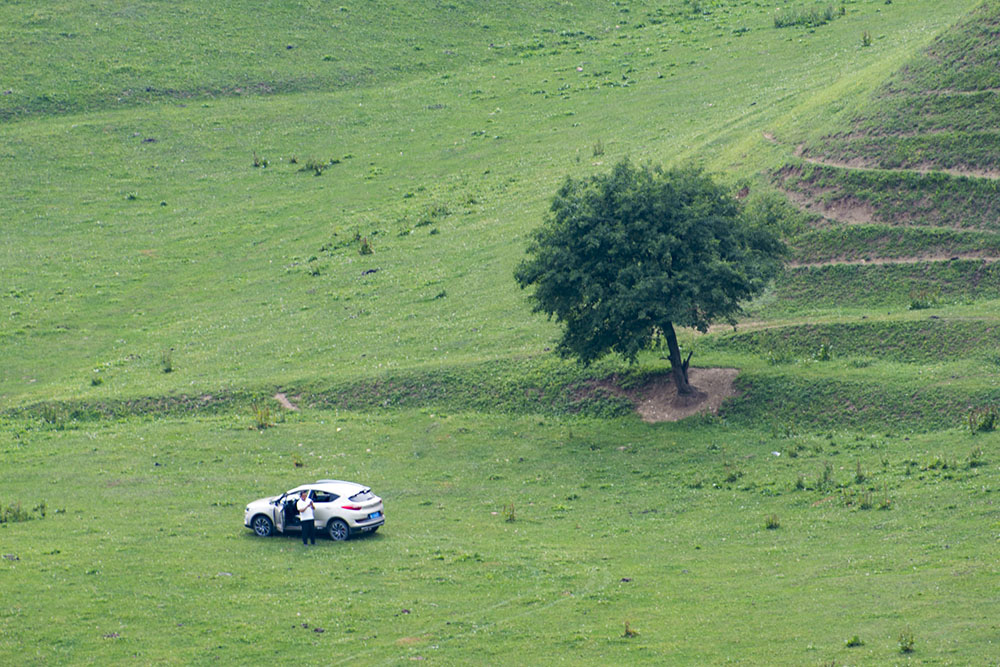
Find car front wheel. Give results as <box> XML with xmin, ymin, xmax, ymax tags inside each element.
<box><xmin>252</xmin><ymin>515</ymin><xmax>274</xmax><ymax>537</ymax></box>
<box><xmin>328</xmin><ymin>518</ymin><xmax>349</xmax><ymax>541</ymax></box>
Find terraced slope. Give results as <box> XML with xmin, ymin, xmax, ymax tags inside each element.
<box><xmin>770</xmin><ymin>1</ymin><xmax>1000</xmax><ymax>287</ymax></box>
<box><xmin>700</xmin><ymin>1</ymin><xmax>1000</xmax><ymax>431</ymax></box>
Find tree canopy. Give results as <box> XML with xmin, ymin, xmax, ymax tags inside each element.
<box><xmin>514</xmin><ymin>159</ymin><xmax>786</xmax><ymax>394</ymax></box>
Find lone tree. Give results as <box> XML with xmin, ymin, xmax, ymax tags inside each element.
<box><xmin>514</xmin><ymin>159</ymin><xmax>786</xmax><ymax>395</ymax></box>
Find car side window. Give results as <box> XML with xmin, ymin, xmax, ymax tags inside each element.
<box><xmin>311</xmin><ymin>491</ymin><xmax>337</xmax><ymax>503</ymax></box>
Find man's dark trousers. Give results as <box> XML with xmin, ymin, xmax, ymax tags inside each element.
<box><xmin>301</xmin><ymin>519</ymin><xmax>315</xmax><ymax>545</ymax></box>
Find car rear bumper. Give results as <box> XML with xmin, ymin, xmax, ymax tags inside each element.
<box><xmin>350</xmin><ymin>517</ymin><xmax>384</xmax><ymax>535</ymax></box>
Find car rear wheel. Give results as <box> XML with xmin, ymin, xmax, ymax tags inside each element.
<box><xmin>328</xmin><ymin>518</ymin><xmax>349</xmax><ymax>541</ymax></box>
<box><xmin>252</xmin><ymin>515</ymin><xmax>274</xmax><ymax>537</ymax></box>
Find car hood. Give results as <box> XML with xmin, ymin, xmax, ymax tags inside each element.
<box><xmin>247</xmin><ymin>494</ymin><xmax>282</xmax><ymax>508</ymax></box>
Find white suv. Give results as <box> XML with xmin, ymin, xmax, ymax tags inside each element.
<box><xmin>244</xmin><ymin>480</ymin><xmax>384</xmax><ymax>540</ymax></box>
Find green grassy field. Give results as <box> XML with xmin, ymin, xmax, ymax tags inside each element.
<box><xmin>3</xmin><ymin>0</ymin><xmax>1000</xmax><ymax>664</ymax></box>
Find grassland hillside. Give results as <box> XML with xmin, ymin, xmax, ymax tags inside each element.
<box><xmin>3</xmin><ymin>1</ymin><xmax>1000</xmax><ymax>664</ymax></box>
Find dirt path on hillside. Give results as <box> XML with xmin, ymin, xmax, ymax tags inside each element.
<box><xmin>795</xmin><ymin>151</ymin><xmax>1000</xmax><ymax>180</ymax></box>
<box><xmin>274</xmin><ymin>392</ymin><xmax>299</xmax><ymax>411</ymax></box>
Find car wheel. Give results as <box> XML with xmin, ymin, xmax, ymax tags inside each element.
<box><xmin>252</xmin><ymin>515</ymin><xmax>274</xmax><ymax>537</ymax></box>
<box><xmin>328</xmin><ymin>518</ymin><xmax>349</xmax><ymax>541</ymax></box>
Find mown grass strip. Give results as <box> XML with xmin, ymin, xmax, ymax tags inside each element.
<box><xmin>849</xmin><ymin>90</ymin><xmax>1000</xmax><ymax>136</ymax></box>
<box><xmin>724</xmin><ymin>371</ymin><xmax>1000</xmax><ymax>431</ymax></box>
<box><xmin>704</xmin><ymin>319</ymin><xmax>1000</xmax><ymax>364</ymax></box>
<box><xmin>790</xmin><ymin>226</ymin><xmax>1000</xmax><ymax>263</ymax></box>
<box><xmin>804</xmin><ymin>131</ymin><xmax>1000</xmax><ymax>173</ymax></box>
<box><xmin>764</xmin><ymin>259</ymin><xmax>1000</xmax><ymax>311</ymax></box>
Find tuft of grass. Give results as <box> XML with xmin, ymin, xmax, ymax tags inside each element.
<box><xmin>898</xmin><ymin>627</ymin><xmax>915</xmax><ymax>654</ymax></box>
<box><xmin>764</xmin><ymin>513</ymin><xmax>781</xmax><ymax>530</ymax></box>
<box><xmin>846</xmin><ymin>634</ymin><xmax>864</xmax><ymax>647</ymax></box>
<box><xmin>251</xmin><ymin>402</ymin><xmax>273</xmax><ymax>430</ymax></box>
<box><xmin>160</xmin><ymin>348</ymin><xmax>174</xmax><ymax>374</ymax></box>
<box><xmin>968</xmin><ymin>406</ymin><xmax>998</xmax><ymax>433</ymax></box>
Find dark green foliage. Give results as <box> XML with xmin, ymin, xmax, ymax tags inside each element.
<box><xmin>515</xmin><ymin>159</ymin><xmax>785</xmax><ymax>366</ymax></box>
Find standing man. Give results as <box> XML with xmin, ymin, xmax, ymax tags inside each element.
<box><xmin>297</xmin><ymin>490</ymin><xmax>316</xmax><ymax>545</ymax></box>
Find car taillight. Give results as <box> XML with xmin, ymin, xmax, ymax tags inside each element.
<box><xmin>341</xmin><ymin>504</ymin><xmax>362</xmax><ymax>510</ymax></box>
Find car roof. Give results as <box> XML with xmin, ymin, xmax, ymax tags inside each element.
<box><xmin>288</xmin><ymin>480</ymin><xmax>369</xmax><ymax>495</ymax></box>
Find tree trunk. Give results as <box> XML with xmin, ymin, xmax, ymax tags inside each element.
<box><xmin>663</xmin><ymin>322</ymin><xmax>693</xmax><ymax>395</ymax></box>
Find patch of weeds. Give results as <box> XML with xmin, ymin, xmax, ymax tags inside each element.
<box><xmin>592</xmin><ymin>140</ymin><xmax>605</xmax><ymax>156</ymax></box>
<box><xmin>845</xmin><ymin>635</ymin><xmax>864</xmax><ymax>648</ymax></box>
<box><xmin>300</xmin><ymin>158</ymin><xmax>335</xmax><ymax>176</ymax></box>
<box><xmin>878</xmin><ymin>487</ymin><xmax>892</xmax><ymax>510</ymax></box>
<box><xmin>898</xmin><ymin>627</ymin><xmax>915</xmax><ymax>654</ymax></box>
<box><xmin>1</xmin><ymin>501</ymin><xmax>45</xmax><ymax>523</ymax></box>
<box><xmin>908</xmin><ymin>288</ymin><xmax>940</xmax><ymax>310</ymax></box>
<box><xmin>252</xmin><ymin>402</ymin><xmax>274</xmax><ymax>430</ymax></box>
<box><xmin>967</xmin><ymin>406</ymin><xmax>998</xmax><ymax>433</ymax></box>
<box><xmin>252</xmin><ymin>151</ymin><xmax>269</xmax><ymax>168</ymax></box>
<box><xmin>723</xmin><ymin>468</ymin><xmax>743</xmax><ymax>484</ymax></box>
<box><xmin>765</xmin><ymin>341</ymin><xmax>793</xmax><ymax>365</ymax></box>
<box><xmin>125</xmin><ymin>192</ymin><xmax>138</xmax><ymax>201</ymax></box>
<box><xmin>861</xmin><ymin>30</ymin><xmax>873</xmax><ymax>47</ymax></box>
<box><xmin>818</xmin><ymin>462</ymin><xmax>834</xmax><ymax>490</ymax></box>
<box><xmin>160</xmin><ymin>348</ymin><xmax>174</xmax><ymax>374</ymax></box>
<box><xmin>764</xmin><ymin>514</ymin><xmax>780</xmax><ymax>530</ymax></box>
<box><xmin>622</xmin><ymin>620</ymin><xmax>639</xmax><ymax>638</ymax></box>
<box><xmin>813</xmin><ymin>341</ymin><xmax>832</xmax><ymax>361</ymax></box>
<box><xmin>502</xmin><ymin>502</ymin><xmax>516</xmax><ymax>523</ymax></box>
<box><xmin>793</xmin><ymin>475</ymin><xmax>805</xmax><ymax>491</ymax></box>
<box><xmin>773</xmin><ymin>5</ymin><xmax>837</xmax><ymax>29</ymax></box>
<box><xmin>854</xmin><ymin>460</ymin><xmax>866</xmax><ymax>484</ymax></box>
<box><xmin>968</xmin><ymin>446</ymin><xmax>985</xmax><ymax>468</ymax></box>
<box><xmin>359</xmin><ymin>236</ymin><xmax>374</xmax><ymax>255</ymax></box>
<box><xmin>858</xmin><ymin>491</ymin><xmax>873</xmax><ymax>510</ymax></box>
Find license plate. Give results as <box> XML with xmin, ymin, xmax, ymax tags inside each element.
<box><xmin>369</xmin><ymin>511</ymin><xmax>382</xmax><ymax>519</ymax></box>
